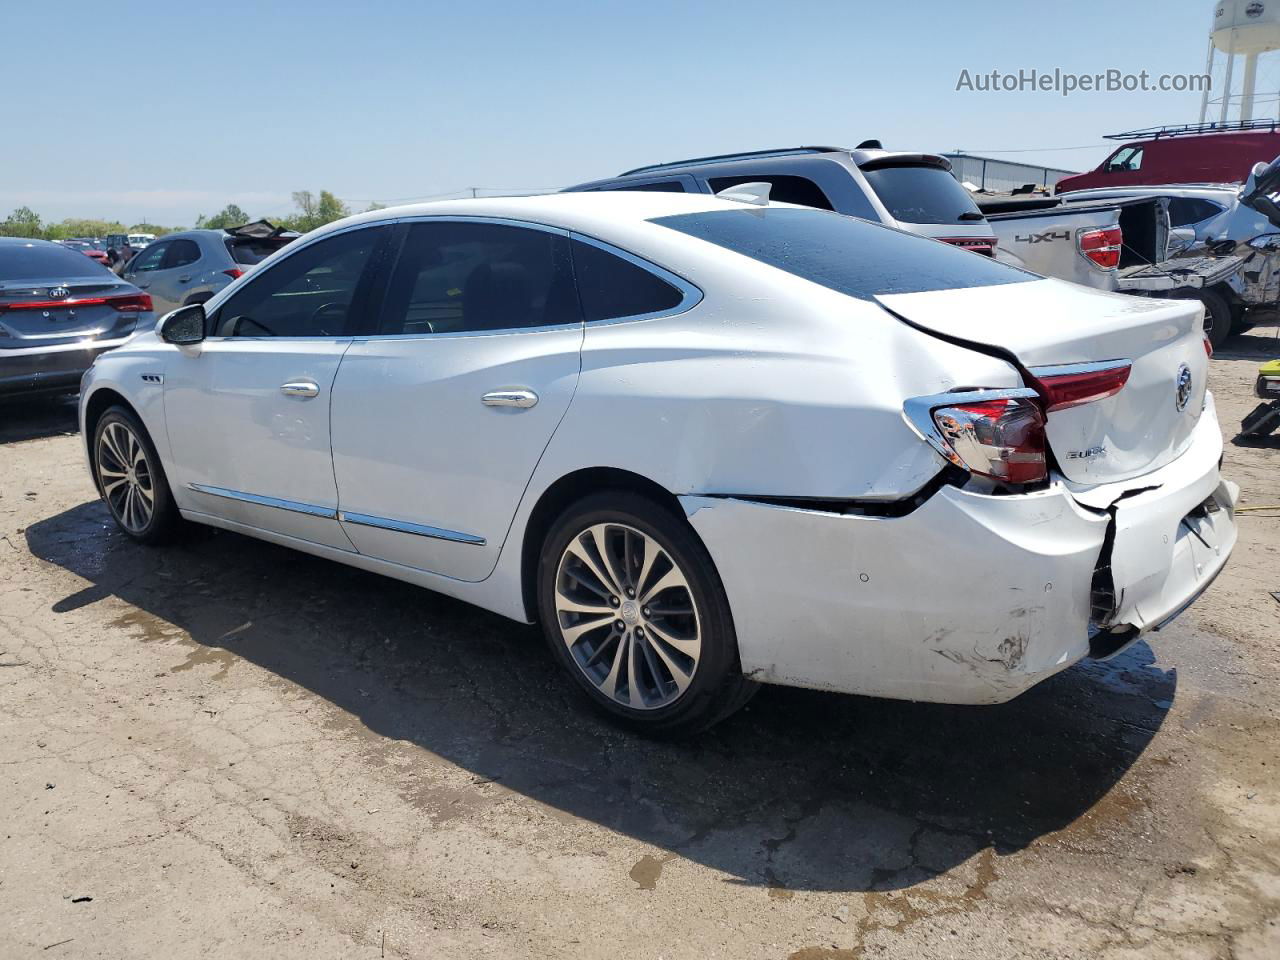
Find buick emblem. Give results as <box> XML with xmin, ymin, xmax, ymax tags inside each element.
<box><xmin>1175</xmin><ymin>364</ymin><xmax>1193</xmax><ymax>412</ymax></box>
<box><xmin>47</xmin><ymin>286</ymin><xmax>70</xmax><ymax>300</ymax></box>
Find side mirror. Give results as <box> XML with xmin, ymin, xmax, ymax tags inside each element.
<box><xmin>158</xmin><ymin>303</ymin><xmax>206</xmax><ymax>345</ymax></box>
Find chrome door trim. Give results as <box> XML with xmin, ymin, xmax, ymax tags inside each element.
<box><xmin>187</xmin><ymin>482</ymin><xmax>337</xmax><ymax>519</ymax></box>
<box><xmin>338</xmin><ymin>510</ymin><xmax>487</xmax><ymax>546</ymax></box>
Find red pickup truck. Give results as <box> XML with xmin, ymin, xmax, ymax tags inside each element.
<box><xmin>1057</xmin><ymin>121</ymin><xmax>1280</xmax><ymax>194</ymax></box>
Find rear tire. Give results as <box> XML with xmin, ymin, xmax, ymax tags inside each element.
<box><xmin>1198</xmin><ymin>289</ymin><xmax>1233</xmax><ymax>351</ymax></box>
<box><xmin>537</xmin><ymin>491</ymin><xmax>756</xmax><ymax>737</ymax></box>
<box><xmin>93</xmin><ymin>406</ymin><xmax>182</xmax><ymax>545</ymax></box>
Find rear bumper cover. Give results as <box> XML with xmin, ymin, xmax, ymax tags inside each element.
<box><xmin>683</xmin><ymin>402</ymin><xmax>1236</xmax><ymax>705</ymax></box>
<box><xmin>0</xmin><ymin>336</ymin><xmax>133</xmax><ymax>395</ymax></box>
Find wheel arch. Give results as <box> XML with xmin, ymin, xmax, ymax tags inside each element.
<box><xmin>518</xmin><ymin>466</ymin><xmax>685</xmax><ymax>622</ymax></box>
<box><xmin>82</xmin><ymin>387</ymin><xmax>139</xmax><ymax>494</ymax></box>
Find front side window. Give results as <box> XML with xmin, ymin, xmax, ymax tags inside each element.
<box><xmin>129</xmin><ymin>242</ymin><xmax>168</xmax><ymax>273</ymax></box>
<box><xmin>651</xmin><ymin>207</ymin><xmax>1031</xmax><ymax>300</ymax></box>
<box><xmin>1105</xmin><ymin>147</ymin><xmax>1143</xmax><ymax>172</ymax></box>
<box><xmin>214</xmin><ymin>226</ymin><xmax>387</xmax><ymax>337</ymax></box>
<box><xmin>377</xmin><ymin>221</ymin><xmax>577</xmax><ymax>335</ymax></box>
<box><xmin>163</xmin><ymin>238</ymin><xmax>201</xmax><ymax>269</ymax></box>
<box><xmin>571</xmin><ymin>239</ymin><xmax>684</xmax><ymax>322</ymax></box>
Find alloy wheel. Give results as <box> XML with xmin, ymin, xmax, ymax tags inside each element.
<box><xmin>98</xmin><ymin>421</ymin><xmax>155</xmax><ymax>535</ymax></box>
<box><xmin>554</xmin><ymin>522</ymin><xmax>702</xmax><ymax>710</ymax></box>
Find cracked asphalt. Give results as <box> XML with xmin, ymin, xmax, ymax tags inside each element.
<box><xmin>1</xmin><ymin>327</ymin><xmax>1278</xmax><ymax>959</ymax></box>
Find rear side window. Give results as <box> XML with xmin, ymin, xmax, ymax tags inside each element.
<box><xmin>860</xmin><ymin>164</ymin><xmax>984</xmax><ymax>225</ymax></box>
<box><xmin>651</xmin><ymin>207</ymin><xmax>1030</xmax><ymax>300</ymax></box>
<box><xmin>163</xmin><ymin>239</ymin><xmax>201</xmax><ymax>268</ymax></box>
<box><xmin>707</xmin><ymin>174</ymin><xmax>836</xmax><ymax>211</ymax></box>
<box><xmin>1167</xmin><ymin>197</ymin><xmax>1225</xmax><ymax>227</ymax></box>
<box><xmin>571</xmin><ymin>239</ymin><xmax>684</xmax><ymax>322</ymax></box>
<box><xmin>0</xmin><ymin>241</ymin><xmax>108</xmax><ymax>279</ymax></box>
<box><xmin>378</xmin><ymin>221</ymin><xmax>578</xmax><ymax>335</ymax></box>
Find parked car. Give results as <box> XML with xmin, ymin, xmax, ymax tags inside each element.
<box><xmin>0</xmin><ymin>237</ymin><xmax>154</xmax><ymax>397</ymax></box>
<box><xmin>122</xmin><ymin>221</ymin><xmax>299</xmax><ymax>315</ymax></box>
<box><xmin>1056</xmin><ymin>120</ymin><xmax>1280</xmax><ymax>194</ymax></box>
<box><xmin>974</xmin><ymin>193</ymin><xmax>1248</xmax><ymax>348</ymax></box>
<box><xmin>564</xmin><ymin>144</ymin><xmax>999</xmax><ymax>255</ymax></box>
<box><xmin>79</xmin><ymin>194</ymin><xmax>1236</xmax><ymax>735</ymax></box>
<box><xmin>58</xmin><ymin>238</ymin><xmax>112</xmax><ymax>268</ymax></box>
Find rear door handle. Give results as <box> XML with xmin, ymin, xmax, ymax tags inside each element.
<box><xmin>178</xmin><ymin>275</ymin><xmax>191</xmax><ymax>283</ymax></box>
<box><xmin>280</xmin><ymin>380</ymin><xmax>320</xmax><ymax>399</ymax></box>
<box><xmin>481</xmin><ymin>389</ymin><xmax>538</xmax><ymax>409</ymax></box>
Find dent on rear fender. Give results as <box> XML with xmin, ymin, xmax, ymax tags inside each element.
<box><xmin>681</xmin><ymin>486</ymin><xmax>1109</xmax><ymax>704</ymax></box>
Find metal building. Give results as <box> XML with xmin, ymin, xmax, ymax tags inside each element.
<box><xmin>942</xmin><ymin>152</ymin><xmax>1078</xmax><ymax>192</ymax></box>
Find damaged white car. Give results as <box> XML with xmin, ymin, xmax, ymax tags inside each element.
<box><xmin>79</xmin><ymin>192</ymin><xmax>1238</xmax><ymax>735</ymax></box>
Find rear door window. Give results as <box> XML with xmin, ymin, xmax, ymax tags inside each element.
<box><xmin>570</xmin><ymin>238</ymin><xmax>685</xmax><ymax>322</ymax></box>
<box><xmin>162</xmin><ymin>238</ymin><xmax>201</xmax><ymax>269</ymax></box>
<box><xmin>1167</xmin><ymin>197</ymin><xmax>1226</xmax><ymax>227</ymax></box>
<box><xmin>377</xmin><ymin>221</ymin><xmax>578</xmax><ymax>336</ymax></box>
<box><xmin>859</xmin><ymin>164</ymin><xmax>985</xmax><ymax>225</ymax></box>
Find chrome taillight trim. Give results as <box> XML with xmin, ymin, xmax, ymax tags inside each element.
<box><xmin>902</xmin><ymin>387</ymin><xmax>1040</xmax><ymax>468</ymax></box>
<box><xmin>1026</xmin><ymin>358</ymin><xmax>1132</xmax><ymax>379</ymax></box>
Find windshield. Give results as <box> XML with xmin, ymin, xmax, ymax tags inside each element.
<box><xmin>0</xmin><ymin>241</ymin><xmax>110</xmax><ymax>280</ymax></box>
<box><xmin>650</xmin><ymin>207</ymin><xmax>1030</xmax><ymax>299</ymax></box>
<box><xmin>861</xmin><ymin>163</ymin><xmax>985</xmax><ymax>225</ymax></box>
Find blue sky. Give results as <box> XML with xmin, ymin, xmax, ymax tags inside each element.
<box><xmin>4</xmin><ymin>0</ymin><xmax>1223</xmax><ymax>225</ymax></box>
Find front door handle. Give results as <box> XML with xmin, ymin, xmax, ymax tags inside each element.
<box><xmin>280</xmin><ymin>380</ymin><xmax>320</xmax><ymax>399</ymax></box>
<box><xmin>481</xmin><ymin>389</ymin><xmax>538</xmax><ymax>409</ymax></box>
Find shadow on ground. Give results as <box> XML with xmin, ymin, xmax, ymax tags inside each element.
<box><xmin>0</xmin><ymin>393</ymin><xmax>79</xmax><ymax>444</ymax></box>
<box><xmin>27</xmin><ymin>501</ymin><xmax>1174</xmax><ymax>893</ymax></box>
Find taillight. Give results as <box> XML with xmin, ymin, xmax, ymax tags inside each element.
<box><xmin>1078</xmin><ymin>227</ymin><xmax>1122</xmax><ymax>269</ymax></box>
<box><xmin>940</xmin><ymin>238</ymin><xmax>998</xmax><ymax>257</ymax></box>
<box><xmin>1027</xmin><ymin>360</ymin><xmax>1131</xmax><ymax>412</ymax></box>
<box><xmin>1203</xmin><ymin>334</ymin><xmax>1213</xmax><ymax>358</ymax></box>
<box><xmin>224</xmin><ymin>268</ymin><xmax>244</xmax><ymax>279</ymax></box>
<box><xmin>0</xmin><ymin>292</ymin><xmax>152</xmax><ymax>313</ymax></box>
<box><xmin>930</xmin><ymin>397</ymin><xmax>1047</xmax><ymax>485</ymax></box>
<box><xmin>906</xmin><ymin>389</ymin><xmax>1049</xmax><ymax>487</ymax></box>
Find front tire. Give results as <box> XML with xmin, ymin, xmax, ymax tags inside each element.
<box><xmin>93</xmin><ymin>406</ymin><xmax>181</xmax><ymax>544</ymax></box>
<box><xmin>537</xmin><ymin>491</ymin><xmax>756</xmax><ymax>737</ymax></box>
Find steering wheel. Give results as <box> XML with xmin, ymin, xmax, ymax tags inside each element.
<box><xmin>309</xmin><ymin>301</ymin><xmax>349</xmax><ymax>336</ymax></box>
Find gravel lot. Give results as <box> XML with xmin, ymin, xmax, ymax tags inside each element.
<box><xmin>1</xmin><ymin>326</ymin><xmax>1278</xmax><ymax>959</ymax></box>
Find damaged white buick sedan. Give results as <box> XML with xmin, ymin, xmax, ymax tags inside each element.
<box><xmin>79</xmin><ymin>192</ymin><xmax>1237</xmax><ymax>735</ymax></box>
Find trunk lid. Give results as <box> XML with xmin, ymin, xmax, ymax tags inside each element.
<box><xmin>0</xmin><ymin>277</ymin><xmax>142</xmax><ymax>347</ymax></box>
<box><xmin>878</xmin><ymin>278</ymin><xmax>1208</xmax><ymax>486</ymax></box>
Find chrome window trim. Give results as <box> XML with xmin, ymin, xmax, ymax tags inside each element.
<box><xmin>902</xmin><ymin>387</ymin><xmax>1041</xmax><ymax>468</ymax></box>
<box><xmin>338</xmin><ymin>510</ymin><xmax>486</xmax><ymax>546</ymax></box>
<box><xmin>389</xmin><ymin>214</ymin><xmax>571</xmax><ymax>237</ymax></box>
<box><xmin>187</xmin><ymin>482</ymin><xmax>337</xmax><ymax>519</ymax></box>
<box><xmin>569</xmin><ymin>232</ymin><xmax>704</xmax><ymax>325</ymax></box>
<box><xmin>1027</xmin><ymin>358</ymin><xmax>1132</xmax><ymax>378</ymax></box>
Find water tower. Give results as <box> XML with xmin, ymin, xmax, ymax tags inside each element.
<box><xmin>1200</xmin><ymin>0</ymin><xmax>1280</xmax><ymax>122</ymax></box>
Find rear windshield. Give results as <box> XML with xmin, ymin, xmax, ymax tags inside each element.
<box><xmin>650</xmin><ymin>207</ymin><xmax>1030</xmax><ymax>299</ymax></box>
<box><xmin>861</xmin><ymin>164</ymin><xmax>984</xmax><ymax>225</ymax></box>
<box><xmin>0</xmin><ymin>241</ymin><xmax>109</xmax><ymax>280</ymax></box>
<box><xmin>226</xmin><ymin>237</ymin><xmax>292</xmax><ymax>265</ymax></box>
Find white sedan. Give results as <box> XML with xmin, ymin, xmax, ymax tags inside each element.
<box><xmin>79</xmin><ymin>193</ymin><xmax>1238</xmax><ymax>735</ymax></box>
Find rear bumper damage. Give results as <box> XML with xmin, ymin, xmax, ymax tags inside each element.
<box><xmin>683</xmin><ymin>400</ymin><xmax>1237</xmax><ymax>705</ymax></box>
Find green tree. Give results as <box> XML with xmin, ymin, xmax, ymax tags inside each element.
<box><xmin>0</xmin><ymin>206</ymin><xmax>43</xmax><ymax>238</ymax></box>
<box><xmin>287</xmin><ymin>189</ymin><xmax>350</xmax><ymax>232</ymax></box>
<box><xmin>130</xmin><ymin>222</ymin><xmax>180</xmax><ymax>237</ymax></box>
<box><xmin>193</xmin><ymin>204</ymin><xmax>249</xmax><ymax>230</ymax></box>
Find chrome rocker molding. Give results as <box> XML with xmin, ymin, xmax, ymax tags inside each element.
<box><xmin>187</xmin><ymin>483</ymin><xmax>337</xmax><ymax>519</ymax></box>
<box><xmin>187</xmin><ymin>483</ymin><xmax>486</xmax><ymax>546</ymax></box>
<box><xmin>902</xmin><ymin>387</ymin><xmax>1041</xmax><ymax>468</ymax></box>
<box><xmin>337</xmin><ymin>511</ymin><xmax>487</xmax><ymax>546</ymax></box>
